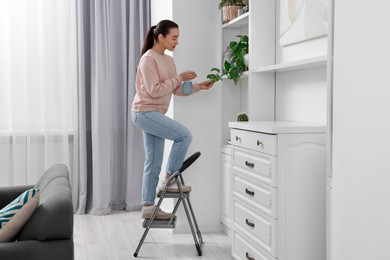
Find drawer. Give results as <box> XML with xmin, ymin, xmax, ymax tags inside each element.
<box><xmin>233</xmin><ymin>199</ymin><xmax>277</xmax><ymax>257</ymax></box>
<box><xmin>233</xmin><ymin>174</ymin><xmax>277</xmax><ymax>218</ymax></box>
<box><xmin>231</xmin><ymin>129</ymin><xmax>276</xmax><ymax>155</ymax></box>
<box><xmin>233</xmin><ymin>149</ymin><xmax>277</xmax><ymax>187</ymax></box>
<box><xmin>232</xmin><ymin>232</ymin><xmax>275</xmax><ymax>260</ymax></box>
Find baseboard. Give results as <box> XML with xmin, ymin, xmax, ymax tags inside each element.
<box><xmin>222</xmin><ymin>223</ymin><xmax>232</xmax><ymax>238</ymax></box>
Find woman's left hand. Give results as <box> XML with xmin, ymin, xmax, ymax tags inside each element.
<box><xmin>200</xmin><ymin>80</ymin><xmax>216</xmax><ymax>90</ymax></box>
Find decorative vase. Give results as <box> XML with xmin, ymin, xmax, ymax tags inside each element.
<box><xmin>244</xmin><ymin>54</ymin><xmax>249</xmax><ymax>68</ymax></box>
<box><xmin>223</xmin><ymin>46</ymin><xmax>232</xmax><ymax>72</ymax></box>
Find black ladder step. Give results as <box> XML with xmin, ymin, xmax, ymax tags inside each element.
<box><xmin>142</xmin><ymin>216</ymin><xmax>177</xmax><ymax>229</ymax></box>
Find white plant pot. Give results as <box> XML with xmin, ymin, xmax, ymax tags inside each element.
<box><xmin>244</xmin><ymin>54</ymin><xmax>249</xmax><ymax>68</ymax></box>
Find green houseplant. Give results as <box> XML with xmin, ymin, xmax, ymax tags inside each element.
<box><xmin>207</xmin><ymin>35</ymin><xmax>248</xmax><ymax>85</ymax></box>
<box><xmin>237</xmin><ymin>112</ymin><xmax>249</xmax><ymax>122</ymax></box>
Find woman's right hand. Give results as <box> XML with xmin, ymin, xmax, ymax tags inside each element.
<box><xmin>180</xmin><ymin>70</ymin><xmax>197</xmax><ymax>81</ymax></box>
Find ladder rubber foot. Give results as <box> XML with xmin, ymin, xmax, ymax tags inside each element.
<box><xmin>133</xmin><ymin>253</ymin><xmax>138</xmax><ymax>257</ymax></box>
<box><xmin>196</xmin><ymin>243</ymin><xmax>202</xmax><ymax>256</ymax></box>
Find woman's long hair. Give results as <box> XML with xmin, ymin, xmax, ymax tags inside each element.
<box><xmin>141</xmin><ymin>20</ymin><xmax>179</xmax><ymax>56</ymax></box>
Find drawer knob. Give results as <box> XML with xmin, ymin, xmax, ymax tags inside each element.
<box><xmin>236</xmin><ymin>136</ymin><xmax>241</xmax><ymax>142</ymax></box>
<box><xmin>257</xmin><ymin>140</ymin><xmax>263</xmax><ymax>147</ymax></box>
<box><xmin>245</xmin><ymin>219</ymin><xmax>255</xmax><ymax>228</ymax></box>
<box><xmin>245</xmin><ymin>188</ymin><xmax>255</xmax><ymax>196</ymax></box>
<box><xmin>245</xmin><ymin>161</ymin><xmax>255</xmax><ymax>168</ymax></box>
<box><xmin>246</xmin><ymin>252</ymin><xmax>255</xmax><ymax>260</ymax></box>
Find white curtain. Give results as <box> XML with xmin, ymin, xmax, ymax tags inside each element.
<box><xmin>0</xmin><ymin>0</ymin><xmax>79</xmax><ymax>206</ymax></box>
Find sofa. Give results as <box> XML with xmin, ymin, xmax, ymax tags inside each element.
<box><xmin>0</xmin><ymin>164</ymin><xmax>74</xmax><ymax>260</ymax></box>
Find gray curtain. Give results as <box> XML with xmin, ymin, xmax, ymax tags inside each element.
<box><xmin>76</xmin><ymin>0</ymin><xmax>150</xmax><ymax>215</ymax></box>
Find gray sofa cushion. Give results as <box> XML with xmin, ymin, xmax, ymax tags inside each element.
<box><xmin>18</xmin><ymin>164</ymin><xmax>73</xmax><ymax>241</ymax></box>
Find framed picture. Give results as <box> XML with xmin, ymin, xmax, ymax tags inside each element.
<box><xmin>279</xmin><ymin>0</ymin><xmax>328</xmax><ymax>46</ymax></box>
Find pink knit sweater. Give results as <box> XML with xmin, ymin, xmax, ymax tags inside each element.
<box><xmin>132</xmin><ymin>49</ymin><xmax>200</xmax><ymax>115</ymax></box>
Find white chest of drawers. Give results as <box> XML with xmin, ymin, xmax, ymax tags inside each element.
<box><xmin>228</xmin><ymin>121</ymin><xmax>326</xmax><ymax>260</ymax></box>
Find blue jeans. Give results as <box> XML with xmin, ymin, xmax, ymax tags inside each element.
<box><xmin>132</xmin><ymin>111</ymin><xmax>192</xmax><ymax>205</ymax></box>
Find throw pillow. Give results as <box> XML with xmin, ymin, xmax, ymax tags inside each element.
<box><xmin>0</xmin><ymin>188</ymin><xmax>39</xmax><ymax>230</ymax></box>
<box><xmin>0</xmin><ymin>193</ymin><xmax>40</xmax><ymax>242</ymax></box>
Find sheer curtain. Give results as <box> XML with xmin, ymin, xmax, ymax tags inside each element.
<box><xmin>76</xmin><ymin>0</ymin><xmax>149</xmax><ymax>215</ymax></box>
<box><xmin>0</xmin><ymin>0</ymin><xmax>79</xmax><ymax>205</ymax></box>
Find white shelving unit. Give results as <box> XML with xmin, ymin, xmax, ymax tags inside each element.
<box><xmin>219</xmin><ymin>0</ymin><xmax>328</xmax><ymax>259</ymax></box>
<box><xmin>220</xmin><ymin>0</ymin><xmax>328</xmax><ymax>128</ymax></box>
<box><xmin>220</xmin><ymin>9</ymin><xmax>250</xmax><ymax>144</ymax></box>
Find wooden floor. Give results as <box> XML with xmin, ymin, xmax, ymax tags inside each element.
<box><xmin>74</xmin><ymin>210</ymin><xmax>234</xmax><ymax>260</ymax></box>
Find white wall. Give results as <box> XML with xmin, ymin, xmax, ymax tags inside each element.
<box><xmin>172</xmin><ymin>0</ymin><xmax>222</xmax><ymax>232</ymax></box>
<box><xmin>151</xmin><ymin>0</ymin><xmax>222</xmax><ymax>232</ymax></box>
<box><xmin>151</xmin><ymin>0</ymin><xmax>172</xmax><ymax>25</ymax></box>
<box><xmin>331</xmin><ymin>1</ymin><xmax>390</xmax><ymax>259</ymax></box>
<box><xmin>275</xmin><ymin>0</ymin><xmax>328</xmax><ymax>124</ymax></box>
<box><xmin>276</xmin><ymin>67</ymin><xmax>327</xmax><ymax>124</ymax></box>
<box><xmin>150</xmin><ymin>0</ymin><xmax>175</xmax><ymax>212</ymax></box>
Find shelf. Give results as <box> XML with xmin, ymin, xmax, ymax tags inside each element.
<box><xmin>222</xmin><ymin>12</ymin><xmax>249</xmax><ymax>29</ymax></box>
<box><xmin>228</xmin><ymin>121</ymin><xmax>326</xmax><ymax>134</ymax></box>
<box><xmin>251</xmin><ymin>55</ymin><xmax>327</xmax><ymax>74</ymax></box>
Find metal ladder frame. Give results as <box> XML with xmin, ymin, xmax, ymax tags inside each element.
<box><xmin>133</xmin><ymin>152</ymin><xmax>203</xmax><ymax>257</ymax></box>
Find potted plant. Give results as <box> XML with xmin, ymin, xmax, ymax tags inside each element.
<box><xmin>219</xmin><ymin>0</ymin><xmax>246</xmax><ymax>24</ymax></box>
<box><xmin>237</xmin><ymin>112</ymin><xmax>249</xmax><ymax>122</ymax></box>
<box><xmin>207</xmin><ymin>35</ymin><xmax>248</xmax><ymax>85</ymax></box>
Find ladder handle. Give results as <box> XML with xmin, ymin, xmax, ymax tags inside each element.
<box><xmin>179</xmin><ymin>152</ymin><xmax>201</xmax><ymax>173</ymax></box>
<box><xmin>167</xmin><ymin>152</ymin><xmax>201</xmax><ymax>183</ymax></box>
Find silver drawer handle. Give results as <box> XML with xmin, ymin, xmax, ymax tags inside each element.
<box><xmin>245</xmin><ymin>219</ymin><xmax>255</xmax><ymax>228</ymax></box>
<box><xmin>236</xmin><ymin>136</ymin><xmax>241</xmax><ymax>142</ymax></box>
<box><xmin>246</xmin><ymin>252</ymin><xmax>255</xmax><ymax>260</ymax></box>
<box><xmin>257</xmin><ymin>140</ymin><xmax>263</xmax><ymax>147</ymax></box>
<box><xmin>245</xmin><ymin>188</ymin><xmax>255</xmax><ymax>196</ymax></box>
<box><xmin>245</xmin><ymin>161</ymin><xmax>254</xmax><ymax>168</ymax></box>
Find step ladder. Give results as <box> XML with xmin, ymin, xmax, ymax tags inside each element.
<box><xmin>133</xmin><ymin>152</ymin><xmax>203</xmax><ymax>257</ymax></box>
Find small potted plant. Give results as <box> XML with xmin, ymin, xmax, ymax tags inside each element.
<box><xmin>237</xmin><ymin>112</ymin><xmax>249</xmax><ymax>122</ymax></box>
<box><xmin>219</xmin><ymin>0</ymin><xmax>246</xmax><ymax>24</ymax></box>
<box><xmin>207</xmin><ymin>35</ymin><xmax>248</xmax><ymax>85</ymax></box>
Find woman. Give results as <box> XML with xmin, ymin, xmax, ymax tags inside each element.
<box><xmin>132</xmin><ymin>20</ymin><xmax>215</xmax><ymax>219</ymax></box>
